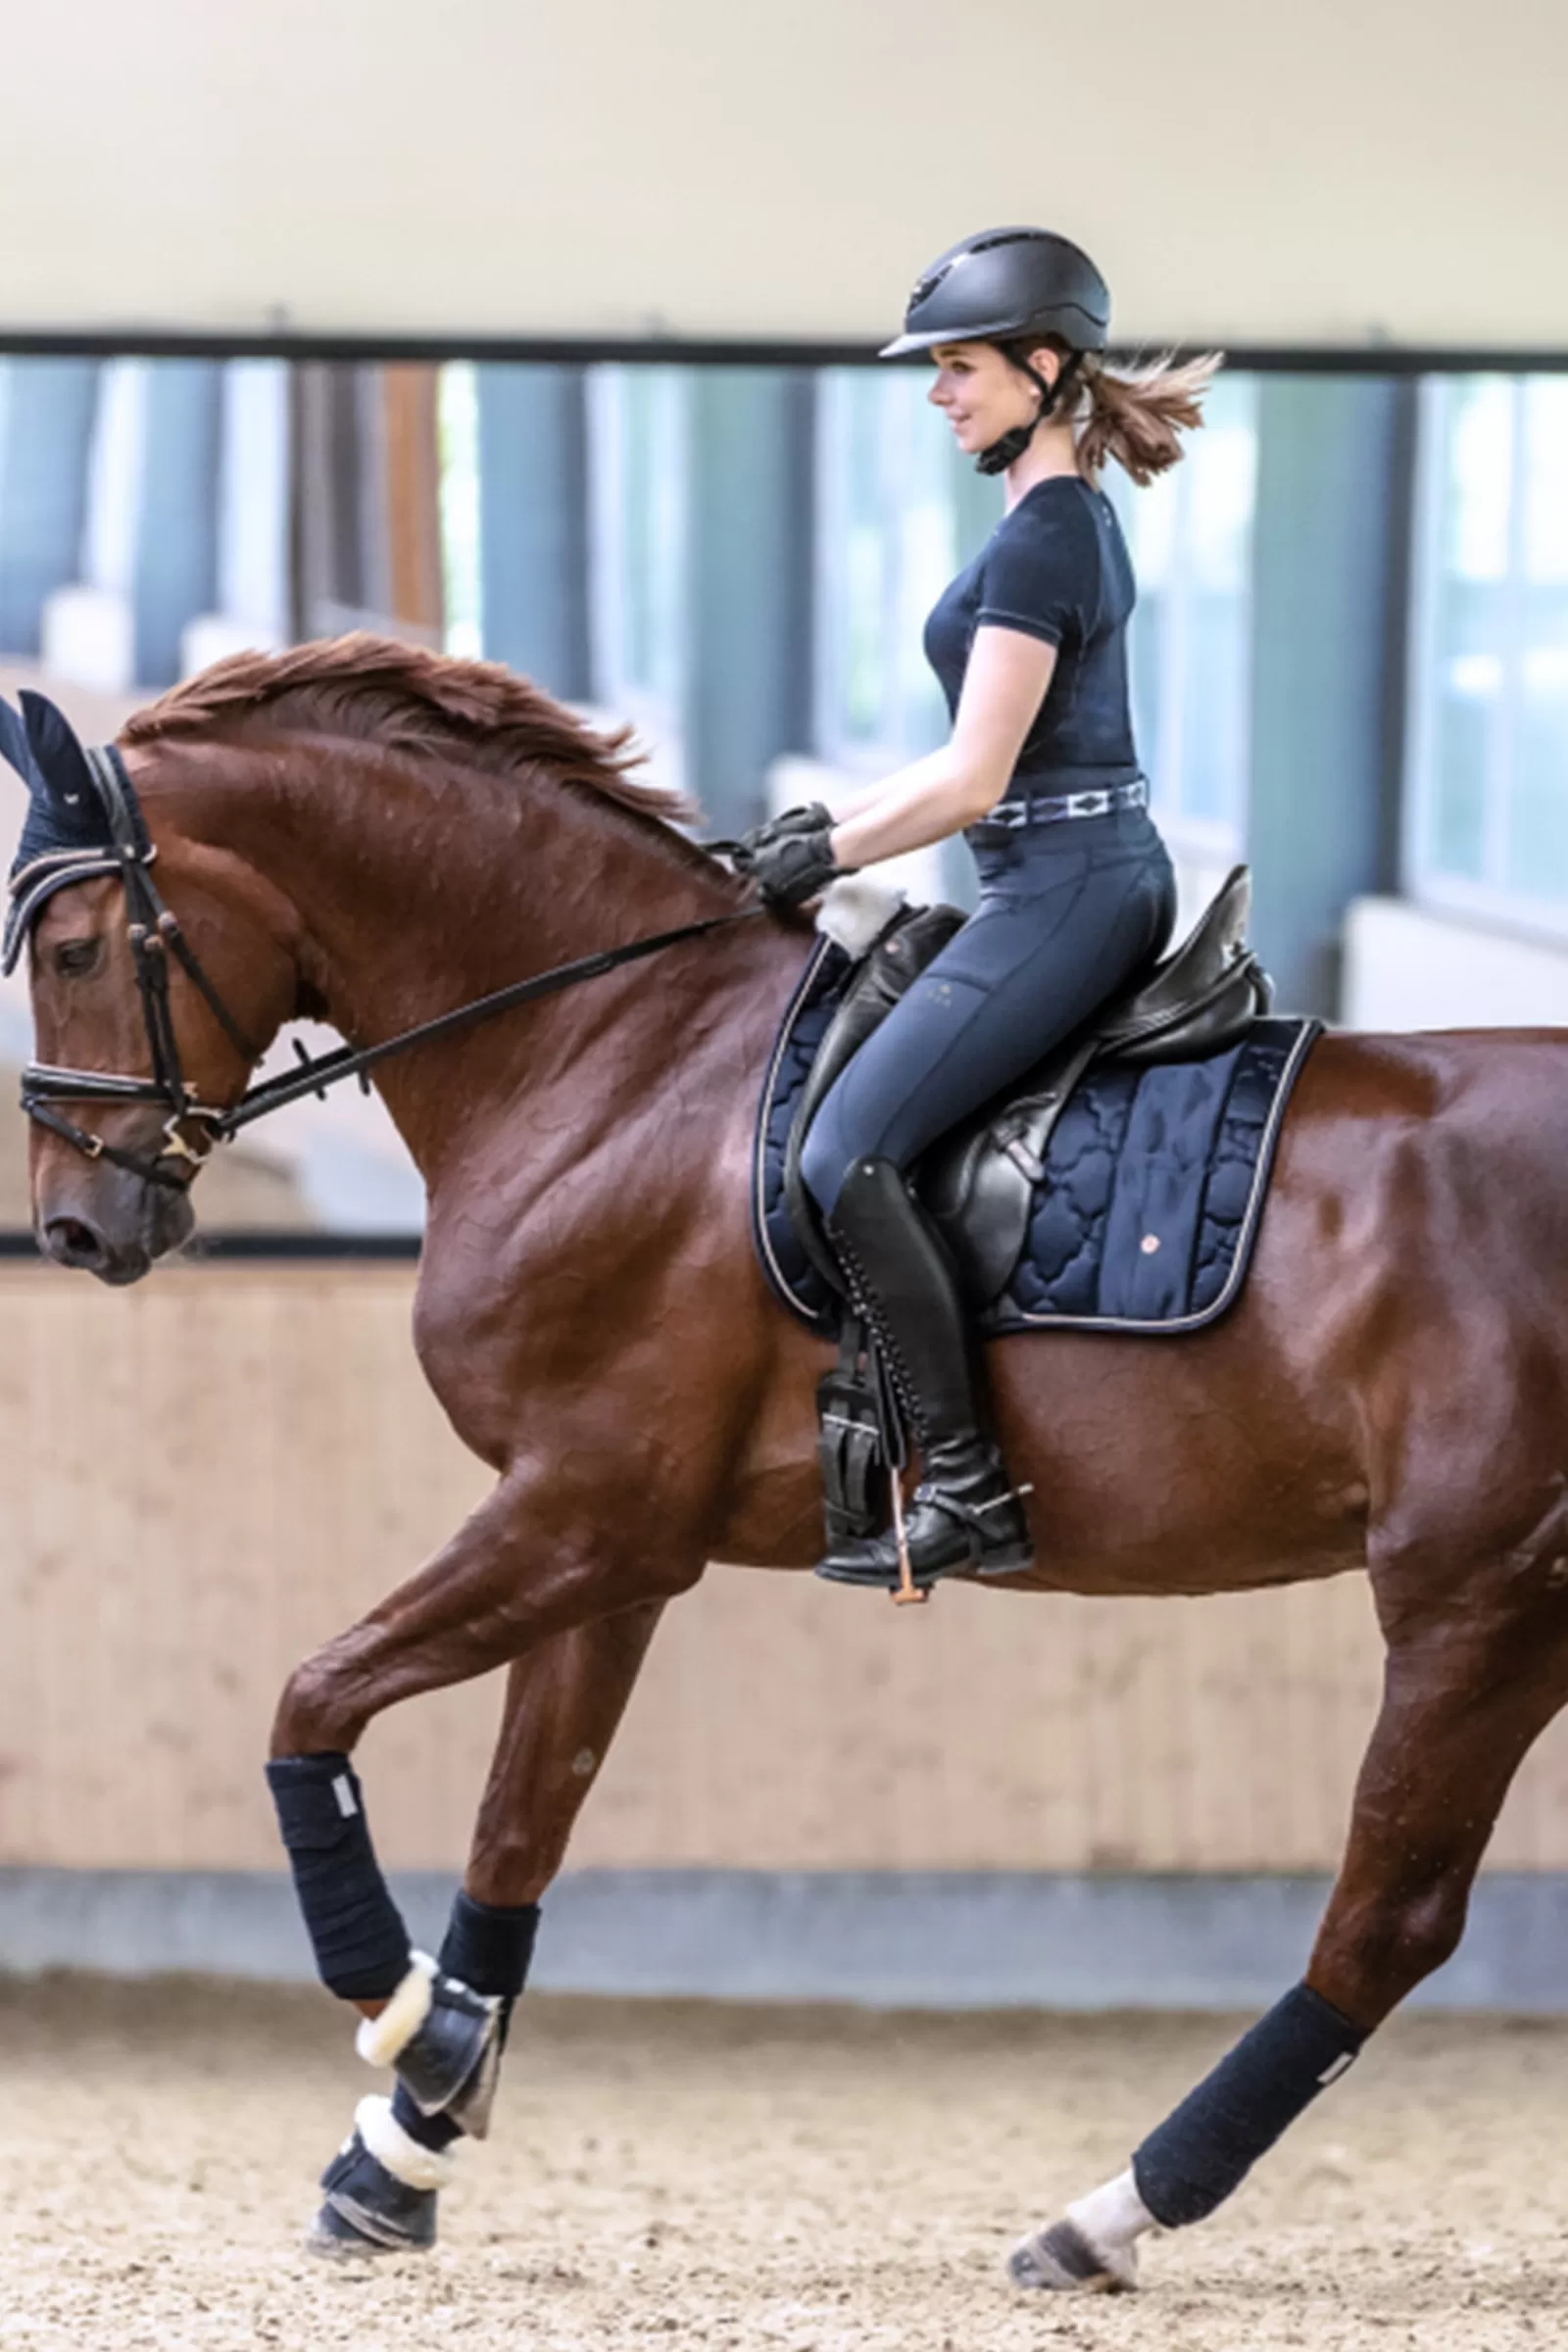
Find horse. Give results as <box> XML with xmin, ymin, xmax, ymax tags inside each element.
<box><xmin>11</xmin><ymin>632</ymin><xmax>1568</xmax><ymax>2289</ymax></box>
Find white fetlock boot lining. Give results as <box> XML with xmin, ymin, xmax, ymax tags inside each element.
<box><xmin>355</xmin><ymin>1952</ymin><xmax>437</xmax><ymax>2068</ymax></box>
<box><xmin>355</xmin><ymin>2094</ymin><xmax>455</xmax><ymax>2193</ymax></box>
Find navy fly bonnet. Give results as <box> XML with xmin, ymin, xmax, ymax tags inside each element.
<box><xmin>0</xmin><ymin>691</ymin><xmax>150</xmax><ymax>974</ymax></box>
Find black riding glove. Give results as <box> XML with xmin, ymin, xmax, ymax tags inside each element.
<box><xmin>730</xmin><ymin>804</ymin><xmax>849</xmax><ymax>908</ymax></box>
<box><xmin>746</xmin><ymin>803</ymin><xmax>835</xmax><ymax>846</ymax></box>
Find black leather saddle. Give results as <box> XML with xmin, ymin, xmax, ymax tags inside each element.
<box><xmin>783</xmin><ymin>865</ymin><xmax>1273</xmax><ymax>1310</ymax></box>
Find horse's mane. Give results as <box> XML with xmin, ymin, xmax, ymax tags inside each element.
<box><xmin>121</xmin><ymin>633</ymin><xmax>702</xmax><ymax>836</ymax></box>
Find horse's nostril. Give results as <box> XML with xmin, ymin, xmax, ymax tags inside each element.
<box><xmin>44</xmin><ymin>1215</ymin><xmax>106</xmax><ymax>1265</ymax></box>
<box><xmin>41</xmin><ymin>1208</ymin><xmax>153</xmax><ymax>1286</ymax></box>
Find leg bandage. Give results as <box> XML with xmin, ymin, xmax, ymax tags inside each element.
<box><xmin>392</xmin><ymin>1891</ymin><xmax>542</xmax><ymax>2154</ymax></box>
<box><xmin>266</xmin><ymin>1751</ymin><xmax>411</xmax><ymax>2002</ymax></box>
<box><xmin>1132</xmin><ymin>1981</ymin><xmax>1365</xmax><ymax>2228</ymax></box>
<box><xmin>440</xmin><ymin>1889</ymin><xmax>541</xmax><ymax>2002</ymax></box>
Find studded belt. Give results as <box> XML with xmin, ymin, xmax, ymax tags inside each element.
<box><xmin>974</xmin><ymin>775</ymin><xmax>1150</xmax><ymax>832</ymax></box>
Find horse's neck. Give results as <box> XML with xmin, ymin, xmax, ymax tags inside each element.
<box><xmin>193</xmin><ymin>737</ymin><xmax>757</xmax><ymax>1185</ymax></box>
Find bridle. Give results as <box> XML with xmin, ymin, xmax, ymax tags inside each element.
<box><xmin>16</xmin><ymin>742</ymin><xmax>764</xmax><ymax>1191</ymax></box>
<box><xmin>20</xmin><ymin>746</ymin><xmax>263</xmax><ymax>1188</ymax></box>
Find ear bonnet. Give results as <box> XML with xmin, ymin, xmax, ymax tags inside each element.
<box><xmin>0</xmin><ymin>693</ymin><xmax>148</xmax><ymax>973</ymax></box>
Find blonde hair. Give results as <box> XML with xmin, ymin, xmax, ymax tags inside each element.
<box><xmin>1001</xmin><ymin>339</ymin><xmax>1225</xmax><ymax>486</ymax></box>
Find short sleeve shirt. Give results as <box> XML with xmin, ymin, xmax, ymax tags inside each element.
<box><xmin>922</xmin><ymin>477</ymin><xmax>1141</xmax><ymax>787</ymax></box>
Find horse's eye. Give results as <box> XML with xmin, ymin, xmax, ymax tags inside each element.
<box><xmin>53</xmin><ymin>938</ymin><xmax>103</xmax><ymax>979</ymax></box>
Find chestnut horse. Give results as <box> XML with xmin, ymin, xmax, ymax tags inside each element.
<box><xmin>16</xmin><ymin>637</ymin><xmax>1568</xmax><ymax>2289</ymax></box>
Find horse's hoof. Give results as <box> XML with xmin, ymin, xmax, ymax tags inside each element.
<box><xmin>1008</xmin><ymin>2217</ymin><xmax>1138</xmax><ymax>2294</ymax></box>
<box><xmin>306</xmin><ymin>2199</ymin><xmax>425</xmax><ymax>2258</ymax></box>
<box><xmin>307</xmin><ymin>2184</ymin><xmax>438</xmax><ymax>2258</ymax></box>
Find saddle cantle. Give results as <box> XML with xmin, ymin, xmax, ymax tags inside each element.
<box><xmin>754</xmin><ymin>864</ymin><xmax>1319</xmax><ymax>1342</ymax></box>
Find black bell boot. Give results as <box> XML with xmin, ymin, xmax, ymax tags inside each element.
<box><xmin>354</xmin><ymin>1952</ymin><xmax>503</xmax><ymax>2136</ymax></box>
<box><xmin>310</xmin><ymin>2097</ymin><xmax>451</xmax><ymax>2254</ymax></box>
<box><xmin>817</xmin><ymin>1156</ymin><xmax>1034</xmax><ymax>1590</ymax></box>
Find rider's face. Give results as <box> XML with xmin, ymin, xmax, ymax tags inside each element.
<box><xmin>927</xmin><ymin>340</ymin><xmax>1056</xmax><ymax>458</ymax></box>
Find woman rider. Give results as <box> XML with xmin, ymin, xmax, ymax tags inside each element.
<box><xmin>734</xmin><ymin>226</ymin><xmax>1219</xmax><ymax>1592</ymax></box>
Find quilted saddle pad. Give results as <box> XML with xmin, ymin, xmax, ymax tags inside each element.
<box><xmin>753</xmin><ymin>935</ymin><xmax>1321</xmax><ymax>1340</ymax></box>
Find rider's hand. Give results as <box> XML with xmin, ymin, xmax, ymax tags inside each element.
<box><xmin>754</xmin><ymin>803</ymin><xmax>834</xmax><ymax>842</ymax></box>
<box><xmin>729</xmin><ymin>806</ymin><xmax>850</xmax><ymax>908</ymax></box>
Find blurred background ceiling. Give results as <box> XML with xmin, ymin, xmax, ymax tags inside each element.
<box><xmin>1</xmin><ymin>0</ymin><xmax>1564</xmax><ymax>351</ymax></box>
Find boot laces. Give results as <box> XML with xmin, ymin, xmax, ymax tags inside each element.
<box><xmin>829</xmin><ymin>1233</ymin><xmax>929</xmax><ymax>1446</ymax></box>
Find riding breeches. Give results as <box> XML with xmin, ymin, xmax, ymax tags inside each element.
<box><xmin>800</xmin><ymin>807</ymin><xmax>1178</xmax><ymax>1216</ymax></box>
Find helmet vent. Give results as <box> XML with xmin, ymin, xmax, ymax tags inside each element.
<box><xmin>910</xmin><ymin>262</ymin><xmax>956</xmax><ymax>308</ymax></box>
<box><xmin>968</xmin><ymin>230</ymin><xmax>1040</xmax><ymax>256</ymax></box>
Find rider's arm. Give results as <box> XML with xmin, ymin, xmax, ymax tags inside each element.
<box><xmin>829</xmin><ymin>624</ymin><xmax>1058</xmax><ymax>869</ymax></box>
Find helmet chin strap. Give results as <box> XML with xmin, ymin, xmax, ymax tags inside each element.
<box><xmin>974</xmin><ymin>351</ymin><xmax>1083</xmax><ymax>478</ymax></box>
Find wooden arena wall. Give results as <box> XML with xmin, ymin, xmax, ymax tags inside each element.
<box><xmin>3</xmin><ymin>1257</ymin><xmax>1567</xmax><ymax>1880</ymax></box>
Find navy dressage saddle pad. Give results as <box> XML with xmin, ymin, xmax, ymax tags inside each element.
<box><xmin>752</xmin><ymin>934</ymin><xmax>1320</xmax><ymax>1340</ymax></box>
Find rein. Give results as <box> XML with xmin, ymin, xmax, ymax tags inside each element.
<box><xmin>16</xmin><ymin>744</ymin><xmax>765</xmax><ymax>1188</ymax></box>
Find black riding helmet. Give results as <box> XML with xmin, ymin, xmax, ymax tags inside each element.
<box><xmin>881</xmin><ymin>225</ymin><xmax>1111</xmax><ymax>474</ymax></box>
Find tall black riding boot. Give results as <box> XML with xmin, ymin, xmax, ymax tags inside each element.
<box><xmin>818</xmin><ymin>1155</ymin><xmax>1034</xmax><ymax>1590</ymax></box>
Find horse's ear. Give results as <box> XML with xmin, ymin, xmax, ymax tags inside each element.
<box><xmin>0</xmin><ymin>697</ymin><xmax>42</xmax><ymax>794</ymax></box>
<box><xmin>18</xmin><ymin>690</ymin><xmax>95</xmax><ymax>812</ymax></box>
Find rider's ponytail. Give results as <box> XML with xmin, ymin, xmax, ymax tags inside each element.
<box><xmin>1073</xmin><ymin>351</ymin><xmax>1224</xmax><ymax>486</ymax></box>
<box><xmin>998</xmin><ymin>339</ymin><xmax>1224</xmax><ymax>487</ymax></box>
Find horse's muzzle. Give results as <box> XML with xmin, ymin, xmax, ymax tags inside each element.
<box><xmin>36</xmin><ymin>1157</ymin><xmax>194</xmax><ymax>1285</ymax></box>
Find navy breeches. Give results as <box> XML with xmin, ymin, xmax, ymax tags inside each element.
<box><xmin>801</xmin><ymin>808</ymin><xmax>1177</xmax><ymax>1215</ymax></box>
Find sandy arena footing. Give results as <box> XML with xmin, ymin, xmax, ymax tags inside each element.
<box><xmin>2</xmin><ymin>1976</ymin><xmax>1566</xmax><ymax>2350</ymax></box>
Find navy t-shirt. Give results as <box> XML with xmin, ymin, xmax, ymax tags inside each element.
<box><xmin>923</xmin><ymin>476</ymin><xmax>1142</xmax><ymax>792</ymax></box>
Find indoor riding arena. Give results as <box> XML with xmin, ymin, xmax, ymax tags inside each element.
<box><xmin>3</xmin><ymin>5</ymin><xmax>1568</xmax><ymax>2348</ymax></box>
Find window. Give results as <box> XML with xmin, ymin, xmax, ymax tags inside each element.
<box><xmin>437</xmin><ymin>361</ymin><xmax>482</xmax><ymax>660</ymax></box>
<box><xmin>1405</xmin><ymin>373</ymin><xmax>1568</xmax><ymax>925</ymax></box>
<box><xmin>587</xmin><ymin>365</ymin><xmax>690</xmax><ymax>793</ymax></box>
<box><xmin>1104</xmin><ymin>372</ymin><xmax>1259</xmax><ymax>856</ymax></box>
<box><xmin>813</xmin><ymin>368</ymin><xmax>996</xmax><ymax>773</ymax></box>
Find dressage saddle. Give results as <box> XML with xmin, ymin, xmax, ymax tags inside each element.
<box><xmin>784</xmin><ymin>865</ymin><xmax>1273</xmax><ymax>1312</ymax></box>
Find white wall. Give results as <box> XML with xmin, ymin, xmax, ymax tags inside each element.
<box><xmin>2</xmin><ymin>0</ymin><xmax>1565</xmax><ymax>348</ymax></box>
<box><xmin>1344</xmin><ymin>896</ymin><xmax>1568</xmax><ymax>1032</ymax></box>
